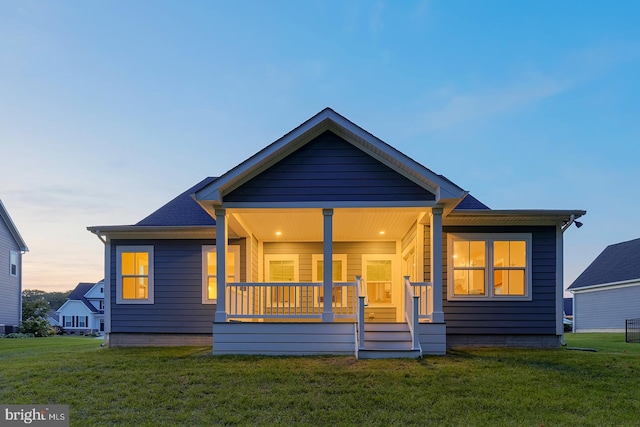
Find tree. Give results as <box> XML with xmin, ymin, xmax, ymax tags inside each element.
<box><xmin>22</xmin><ymin>289</ymin><xmax>72</xmax><ymax>310</ymax></box>
<box><xmin>20</xmin><ymin>292</ymin><xmax>51</xmax><ymax>337</ymax></box>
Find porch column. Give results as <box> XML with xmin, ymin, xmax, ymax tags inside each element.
<box><xmin>215</xmin><ymin>208</ymin><xmax>228</xmax><ymax>323</ymax></box>
<box><xmin>322</xmin><ymin>208</ymin><xmax>334</xmax><ymax>322</ymax></box>
<box><xmin>430</xmin><ymin>207</ymin><xmax>445</xmax><ymax>322</ymax></box>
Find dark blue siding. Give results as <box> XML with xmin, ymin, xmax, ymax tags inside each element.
<box><xmin>110</xmin><ymin>239</ymin><xmax>245</xmax><ymax>334</ymax></box>
<box><xmin>439</xmin><ymin>226</ymin><xmax>558</xmax><ymax>335</ymax></box>
<box><xmin>224</xmin><ymin>131</ymin><xmax>436</xmax><ymax>203</ymax></box>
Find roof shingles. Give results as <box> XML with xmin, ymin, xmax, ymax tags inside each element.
<box><xmin>568</xmin><ymin>237</ymin><xmax>640</xmax><ymax>290</ymax></box>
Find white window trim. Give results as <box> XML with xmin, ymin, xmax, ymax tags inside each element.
<box><xmin>9</xmin><ymin>250</ymin><xmax>18</xmax><ymax>277</ymax></box>
<box><xmin>447</xmin><ymin>233</ymin><xmax>533</xmax><ymax>301</ymax></box>
<box><xmin>311</xmin><ymin>254</ymin><xmax>348</xmax><ymax>306</ymax></box>
<box><xmin>116</xmin><ymin>245</ymin><xmax>154</xmax><ymax>304</ymax></box>
<box><xmin>202</xmin><ymin>245</ymin><xmax>241</xmax><ymax>304</ymax></box>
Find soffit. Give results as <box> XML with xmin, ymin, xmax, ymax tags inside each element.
<box><xmin>229</xmin><ymin>208</ymin><xmax>423</xmax><ymax>241</ymax></box>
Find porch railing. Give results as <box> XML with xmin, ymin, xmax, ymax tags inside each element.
<box><xmin>409</xmin><ymin>280</ymin><xmax>435</xmax><ymax>322</ymax></box>
<box><xmin>404</xmin><ymin>277</ymin><xmax>420</xmax><ymax>350</ymax></box>
<box><xmin>356</xmin><ymin>275</ymin><xmax>368</xmax><ymax>349</ymax></box>
<box><xmin>226</xmin><ymin>281</ymin><xmax>357</xmax><ymax>320</ymax></box>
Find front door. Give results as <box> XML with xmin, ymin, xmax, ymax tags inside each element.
<box><xmin>363</xmin><ymin>255</ymin><xmax>400</xmax><ymax>322</ymax></box>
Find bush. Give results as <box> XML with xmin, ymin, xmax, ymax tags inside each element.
<box><xmin>1</xmin><ymin>332</ymin><xmax>35</xmax><ymax>338</ymax></box>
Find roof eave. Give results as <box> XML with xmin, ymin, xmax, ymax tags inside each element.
<box><xmin>87</xmin><ymin>225</ymin><xmax>218</xmax><ymax>240</ymax></box>
<box><xmin>444</xmin><ymin>209</ymin><xmax>586</xmax><ymax>226</ymax></box>
<box><xmin>0</xmin><ymin>200</ymin><xmax>29</xmax><ymax>251</ymax></box>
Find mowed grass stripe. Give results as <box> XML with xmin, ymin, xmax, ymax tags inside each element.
<box><xmin>0</xmin><ymin>334</ymin><xmax>638</xmax><ymax>426</ymax></box>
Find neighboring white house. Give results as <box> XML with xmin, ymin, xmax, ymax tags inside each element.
<box><xmin>57</xmin><ymin>281</ymin><xmax>105</xmax><ymax>334</ymax></box>
<box><xmin>568</xmin><ymin>237</ymin><xmax>640</xmax><ymax>332</ymax></box>
<box><xmin>0</xmin><ymin>199</ymin><xmax>29</xmax><ymax>335</ymax></box>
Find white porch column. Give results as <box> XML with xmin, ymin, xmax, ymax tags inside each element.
<box><xmin>215</xmin><ymin>208</ymin><xmax>228</xmax><ymax>323</ymax></box>
<box><xmin>322</xmin><ymin>208</ymin><xmax>334</xmax><ymax>322</ymax></box>
<box><xmin>430</xmin><ymin>207</ymin><xmax>445</xmax><ymax>323</ymax></box>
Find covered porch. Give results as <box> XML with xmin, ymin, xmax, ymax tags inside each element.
<box><xmin>209</xmin><ymin>206</ymin><xmax>446</xmax><ymax>357</ymax></box>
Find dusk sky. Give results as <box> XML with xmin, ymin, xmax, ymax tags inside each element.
<box><xmin>1</xmin><ymin>1</ymin><xmax>639</xmax><ymax>293</ymax></box>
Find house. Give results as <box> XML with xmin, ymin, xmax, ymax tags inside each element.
<box><xmin>0</xmin><ymin>199</ymin><xmax>28</xmax><ymax>335</ymax></box>
<box><xmin>563</xmin><ymin>297</ymin><xmax>573</xmax><ymax>319</ymax></box>
<box><xmin>56</xmin><ymin>281</ymin><xmax>105</xmax><ymax>335</ymax></box>
<box><xmin>47</xmin><ymin>310</ymin><xmax>60</xmax><ymax>328</ymax></box>
<box><xmin>568</xmin><ymin>238</ymin><xmax>640</xmax><ymax>332</ymax></box>
<box><xmin>88</xmin><ymin>108</ymin><xmax>585</xmax><ymax>357</ymax></box>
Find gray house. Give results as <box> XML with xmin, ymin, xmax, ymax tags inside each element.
<box><xmin>88</xmin><ymin>108</ymin><xmax>585</xmax><ymax>358</ymax></box>
<box><xmin>0</xmin><ymin>199</ymin><xmax>28</xmax><ymax>334</ymax></box>
<box><xmin>568</xmin><ymin>238</ymin><xmax>640</xmax><ymax>332</ymax></box>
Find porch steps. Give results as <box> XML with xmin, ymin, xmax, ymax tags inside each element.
<box><xmin>358</xmin><ymin>322</ymin><xmax>422</xmax><ymax>359</ymax></box>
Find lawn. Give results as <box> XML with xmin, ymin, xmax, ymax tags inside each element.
<box><xmin>1</xmin><ymin>334</ymin><xmax>639</xmax><ymax>426</ymax></box>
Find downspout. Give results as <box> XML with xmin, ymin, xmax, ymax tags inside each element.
<box><xmin>89</xmin><ymin>229</ymin><xmax>109</xmax><ymax>346</ymax></box>
<box><xmin>559</xmin><ymin>214</ymin><xmax>580</xmax><ymax>346</ymax></box>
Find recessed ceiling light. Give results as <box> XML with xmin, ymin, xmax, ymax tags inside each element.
<box><xmin>275</xmin><ymin>231</ymin><xmax>282</xmax><ymax>236</ymax></box>
<box><xmin>379</xmin><ymin>231</ymin><xmax>385</xmax><ymax>235</ymax></box>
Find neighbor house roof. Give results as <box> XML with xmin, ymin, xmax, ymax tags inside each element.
<box><xmin>0</xmin><ymin>199</ymin><xmax>28</xmax><ymax>251</ymax></box>
<box><xmin>568</xmin><ymin>237</ymin><xmax>640</xmax><ymax>291</ymax></box>
<box><xmin>62</xmin><ymin>282</ymin><xmax>101</xmax><ymax>314</ymax></box>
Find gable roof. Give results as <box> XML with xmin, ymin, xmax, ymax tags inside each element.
<box><xmin>60</xmin><ymin>282</ymin><xmax>102</xmax><ymax>314</ymax></box>
<box><xmin>0</xmin><ymin>199</ymin><xmax>28</xmax><ymax>251</ymax></box>
<box><xmin>454</xmin><ymin>194</ymin><xmax>490</xmax><ymax>210</ymax></box>
<box><xmin>136</xmin><ymin>177</ymin><xmax>217</xmax><ymax>226</ymax></box>
<box><xmin>568</xmin><ymin>237</ymin><xmax>640</xmax><ymax>291</ymax></box>
<box><xmin>195</xmin><ymin>108</ymin><xmax>467</xmax><ymax>207</ymax></box>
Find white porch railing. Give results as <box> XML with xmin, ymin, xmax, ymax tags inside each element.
<box><xmin>356</xmin><ymin>275</ymin><xmax>368</xmax><ymax>349</ymax></box>
<box><xmin>404</xmin><ymin>277</ymin><xmax>420</xmax><ymax>350</ymax></box>
<box><xmin>226</xmin><ymin>282</ymin><xmax>357</xmax><ymax>320</ymax></box>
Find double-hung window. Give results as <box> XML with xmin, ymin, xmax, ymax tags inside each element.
<box><xmin>9</xmin><ymin>250</ymin><xmax>18</xmax><ymax>277</ymax></box>
<box><xmin>202</xmin><ymin>245</ymin><xmax>241</xmax><ymax>304</ymax></box>
<box><xmin>116</xmin><ymin>246</ymin><xmax>154</xmax><ymax>304</ymax></box>
<box><xmin>448</xmin><ymin>233</ymin><xmax>532</xmax><ymax>301</ymax></box>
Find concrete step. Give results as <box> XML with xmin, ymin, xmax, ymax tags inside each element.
<box><xmin>358</xmin><ymin>349</ymin><xmax>422</xmax><ymax>359</ymax></box>
<box><xmin>364</xmin><ymin>339</ymin><xmax>414</xmax><ymax>351</ymax></box>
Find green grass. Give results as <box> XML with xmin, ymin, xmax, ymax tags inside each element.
<box><xmin>1</xmin><ymin>334</ymin><xmax>639</xmax><ymax>426</ymax></box>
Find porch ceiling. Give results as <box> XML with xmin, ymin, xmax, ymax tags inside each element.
<box><xmin>228</xmin><ymin>208</ymin><xmax>424</xmax><ymax>242</ymax></box>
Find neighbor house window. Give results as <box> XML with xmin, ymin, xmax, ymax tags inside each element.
<box><xmin>9</xmin><ymin>250</ymin><xmax>18</xmax><ymax>277</ymax></box>
<box><xmin>202</xmin><ymin>245</ymin><xmax>241</xmax><ymax>304</ymax></box>
<box><xmin>116</xmin><ymin>246</ymin><xmax>154</xmax><ymax>304</ymax></box>
<box><xmin>447</xmin><ymin>233</ymin><xmax>532</xmax><ymax>301</ymax></box>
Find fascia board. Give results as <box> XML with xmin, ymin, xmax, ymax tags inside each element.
<box><xmin>444</xmin><ymin>209</ymin><xmax>586</xmax><ymax>226</ymax></box>
<box><xmin>0</xmin><ymin>200</ymin><xmax>29</xmax><ymax>251</ymax></box>
<box><xmin>569</xmin><ymin>279</ymin><xmax>640</xmax><ymax>293</ymax></box>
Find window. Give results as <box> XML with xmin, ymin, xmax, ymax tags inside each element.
<box><xmin>9</xmin><ymin>250</ymin><xmax>18</xmax><ymax>277</ymax></box>
<box><xmin>312</xmin><ymin>254</ymin><xmax>347</xmax><ymax>304</ymax></box>
<box><xmin>78</xmin><ymin>317</ymin><xmax>87</xmax><ymax>328</ymax></box>
<box><xmin>99</xmin><ymin>300</ymin><xmax>104</xmax><ymax>310</ymax></box>
<box><xmin>64</xmin><ymin>316</ymin><xmax>72</xmax><ymax>327</ymax></box>
<box><xmin>202</xmin><ymin>245</ymin><xmax>241</xmax><ymax>304</ymax></box>
<box><xmin>265</xmin><ymin>254</ymin><xmax>299</xmax><ymax>306</ymax></box>
<box><xmin>365</xmin><ymin>259</ymin><xmax>393</xmax><ymax>305</ymax></box>
<box><xmin>116</xmin><ymin>246</ymin><xmax>154</xmax><ymax>304</ymax></box>
<box><xmin>447</xmin><ymin>233</ymin><xmax>532</xmax><ymax>301</ymax></box>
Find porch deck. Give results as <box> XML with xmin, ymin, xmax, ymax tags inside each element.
<box><xmin>213</xmin><ymin>278</ymin><xmax>446</xmax><ymax>357</ymax></box>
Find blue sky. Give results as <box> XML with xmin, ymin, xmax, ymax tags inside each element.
<box><xmin>1</xmin><ymin>1</ymin><xmax>639</xmax><ymax>292</ymax></box>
